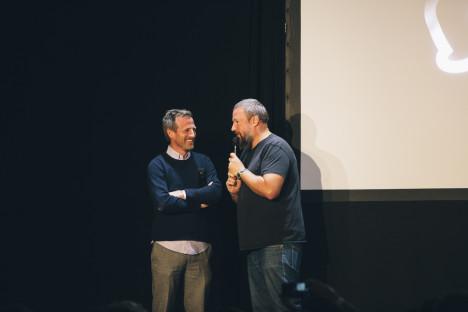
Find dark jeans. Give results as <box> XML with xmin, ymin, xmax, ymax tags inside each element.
<box><xmin>247</xmin><ymin>243</ymin><xmax>302</xmax><ymax>312</ymax></box>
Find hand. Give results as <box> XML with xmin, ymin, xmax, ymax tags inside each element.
<box><xmin>169</xmin><ymin>190</ymin><xmax>185</xmax><ymax>199</ymax></box>
<box><xmin>226</xmin><ymin>174</ymin><xmax>241</xmax><ymax>195</ymax></box>
<box><xmin>200</xmin><ymin>182</ymin><xmax>214</xmax><ymax>208</ymax></box>
<box><xmin>228</xmin><ymin>153</ymin><xmax>245</xmax><ymax>178</ymax></box>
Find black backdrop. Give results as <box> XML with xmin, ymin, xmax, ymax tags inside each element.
<box><xmin>2</xmin><ymin>1</ymin><xmax>297</xmax><ymax>311</ymax></box>
<box><xmin>4</xmin><ymin>2</ymin><xmax>468</xmax><ymax>312</ymax></box>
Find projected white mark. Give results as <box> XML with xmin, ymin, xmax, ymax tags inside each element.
<box><xmin>424</xmin><ymin>0</ymin><xmax>468</xmax><ymax>74</ymax></box>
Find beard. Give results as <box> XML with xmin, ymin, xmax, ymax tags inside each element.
<box><xmin>238</xmin><ymin>132</ymin><xmax>253</xmax><ymax>150</ymax></box>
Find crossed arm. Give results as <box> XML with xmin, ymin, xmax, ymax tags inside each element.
<box><xmin>148</xmin><ymin>158</ymin><xmax>222</xmax><ymax>214</ymax></box>
<box><xmin>169</xmin><ymin>181</ymin><xmax>214</xmax><ymax>208</ymax></box>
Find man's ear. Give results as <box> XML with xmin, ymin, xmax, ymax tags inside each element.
<box><xmin>167</xmin><ymin>129</ymin><xmax>175</xmax><ymax>140</ymax></box>
<box><xmin>251</xmin><ymin>115</ymin><xmax>260</xmax><ymax>127</ymax></box>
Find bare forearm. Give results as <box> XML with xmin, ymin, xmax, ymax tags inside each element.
<box><xmin>240</xmin><ymin>171</ymin><xmax>282</xmax><ymax>200</ymax></box>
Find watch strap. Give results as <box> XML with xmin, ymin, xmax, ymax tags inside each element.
<box><xmin>237</xmin><ymin>168</ymin><xmax>248</xmax><ymax>180</ymax></box>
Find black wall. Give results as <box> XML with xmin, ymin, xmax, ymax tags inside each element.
<box><xmin>302</xmin><ymin>197</ymin><xmax>468</xmax><ymax>312</ymax></box>
<box><xmin>2</xmin><ymin>1</ymin><xmax>287</xmax><ymax>311</ymax></box>
<box><xmin>3</xmin><ymin>1</ymin><xmax>468</xmax><ymax>312</ymax></box>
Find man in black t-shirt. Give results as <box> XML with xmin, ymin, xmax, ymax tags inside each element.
<box><xmin>226</xmin><ymin>99</ymin><xmax>305</xmax><ymax>312</ymax></box>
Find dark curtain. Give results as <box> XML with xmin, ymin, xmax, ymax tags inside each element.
<box><xmin>247</xmin><ymin>0</ymin><xmax>287</xmax><ymax>138</ymax></box>
<box><xmin>2</xmin><ymin>1</ymin><xmax>287</xmax><ymax>312</ymax></box>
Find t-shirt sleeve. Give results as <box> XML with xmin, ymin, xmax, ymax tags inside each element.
<box><xmin>260</xmin><ymin>144</ymin><xmax>290</xmax><ymax>179</ymax></box>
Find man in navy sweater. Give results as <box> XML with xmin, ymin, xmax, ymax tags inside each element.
<box><xmin>147</xmin><ymin>109</ymin><xmax>222</xmax><ymax>312</ymax></box>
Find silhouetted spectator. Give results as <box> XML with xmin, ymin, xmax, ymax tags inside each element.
<box><xmin>435</xmin><ymin>291</ymin><xmax>468</xmax><ymax>312</ymax></box>
<box><xmin>412</xmin><ymin>291</ymin><xmax>468</xmax><ymax>312</ymax></box>
<box><xmin>101</xmin><ymin>301</ymin><xmax>148</xmax><ymax>312</ymax></box>
<box><xmin>0</xmin><ymin>304</ymin><xmax>34</xmax><ymax>312</ymax></box>
<box><xmin>212</xmin><ymin>307</ymin><xmax>245</xmax><ymax>312</ymax></box>
<box><xmin>282</xmin><ymin>279</ymin><xmax>361</xmax><ymax>312</ymax></box>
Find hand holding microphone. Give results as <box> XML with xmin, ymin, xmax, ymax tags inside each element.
<box><xmin>232</xmin><ymin>137</ymin><xmax>238</xmax><ymax>155</ymax></box>
<box><xmin>226</xmin><ymin>137</ymin><xmax>242</xmax><ymax>196</ymax></box>
<box><xmin>228</xmin><ymin>136</ymin><xmax>240</xmax><ymax>178</ymax></box>
<box><xmin>228</xmin><ymin>153</ymin><xmax>245</xmax><ymax>178</ymax></box>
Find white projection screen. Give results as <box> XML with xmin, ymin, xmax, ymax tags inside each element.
<box><xmin>301</xmin><ymin>0</ymin><xmax>468</xmax><ymax>190</ymax></box>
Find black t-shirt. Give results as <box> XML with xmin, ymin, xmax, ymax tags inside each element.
<box><xmin>237</xmin><ymin>133</ymin><xmax>305</xmax><ymax>250</ymax></box>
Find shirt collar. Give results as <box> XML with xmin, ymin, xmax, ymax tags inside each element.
<box><xmin>166</xmin><ymin>146</ymin><xmax>191</xmax><ymax>160</ymax></box>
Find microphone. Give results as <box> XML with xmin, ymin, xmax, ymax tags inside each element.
<box><xmin>232</xmin><ymin>137</ymin><xmax>238</xmax><ymax>155</ymax></box>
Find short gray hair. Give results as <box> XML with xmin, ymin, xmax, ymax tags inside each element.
<box><xmin>233</xmin><ymin>99</ymin><xmax>269</xmax><ymax>124</ymax></box>
<box><xmin>162</xmin><ymin>109</ymin><xmax>192</xmax><ymax>142</ymax></box>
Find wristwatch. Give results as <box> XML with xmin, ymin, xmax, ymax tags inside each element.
<box><xmin>236</xmin><ymin>168</ymin><xmax>248</xmax><ymax>180</ymax></box>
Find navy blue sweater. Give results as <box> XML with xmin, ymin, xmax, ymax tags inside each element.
<box><xmin>147</xmin><ymin>152</ymin><xmax>222</xmax><ymax>242</ymax></box>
